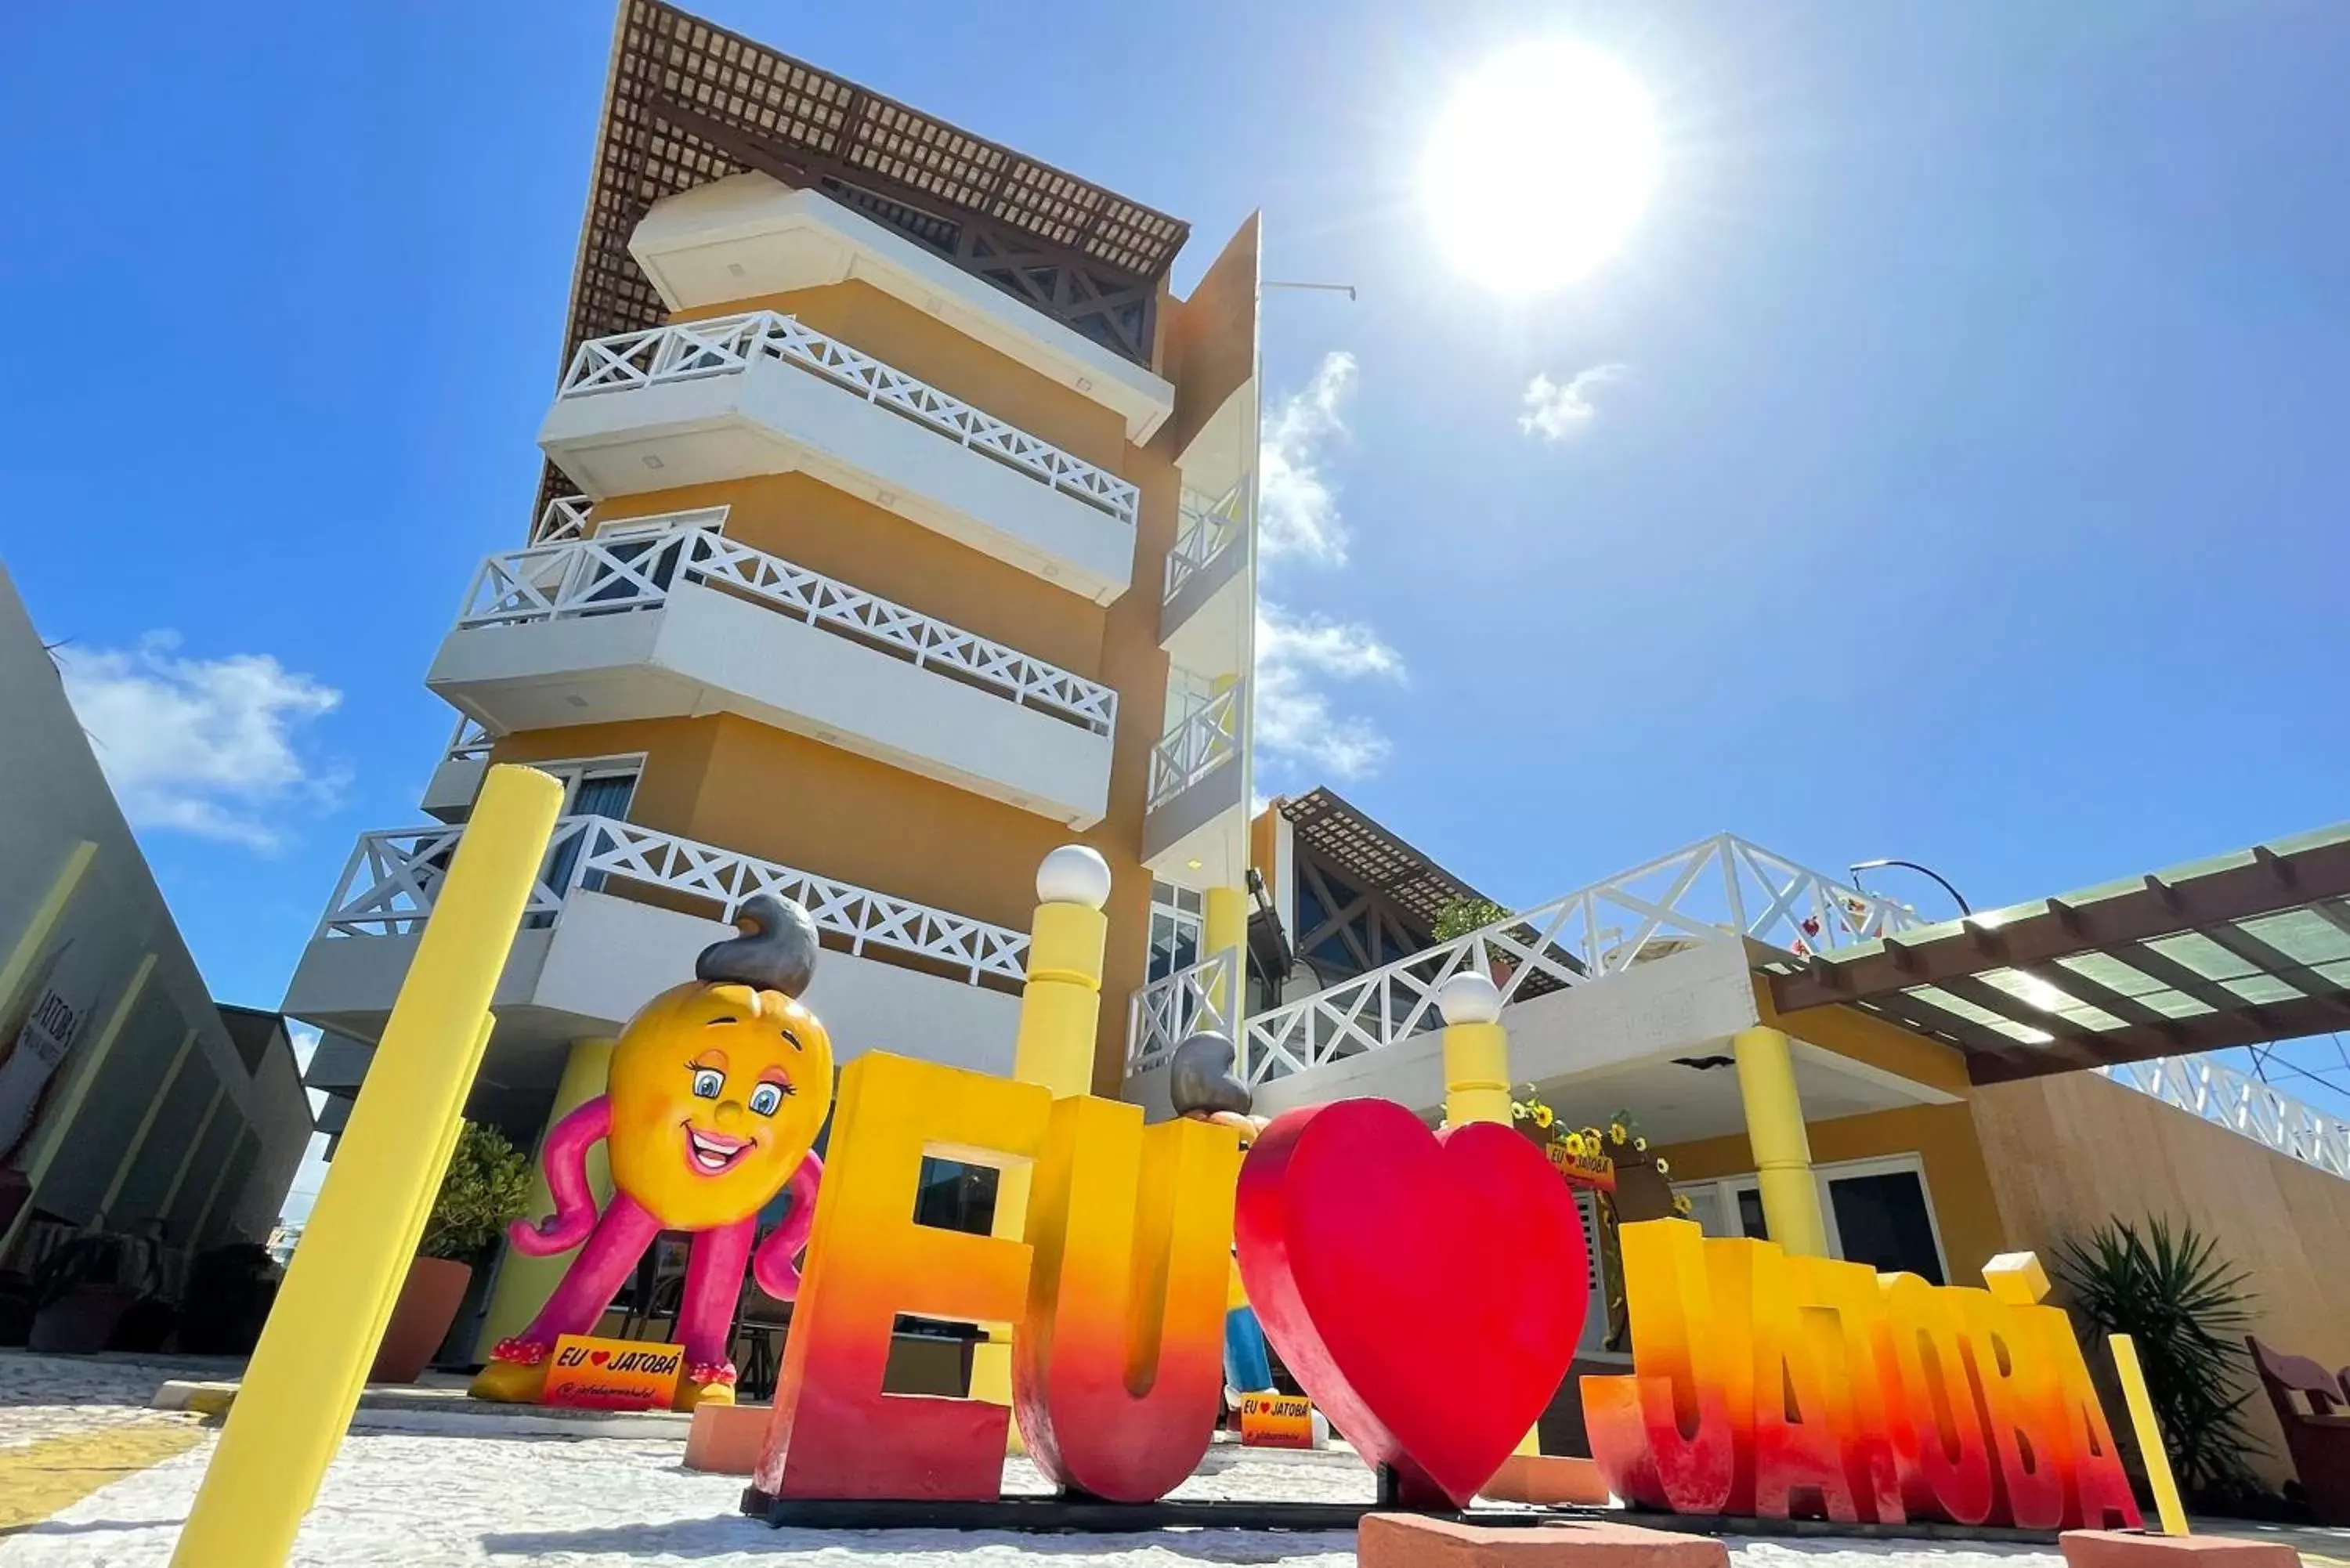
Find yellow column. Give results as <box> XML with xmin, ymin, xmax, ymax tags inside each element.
<box><xmin>1731</xmin><ymin>1024</ymin><xmax>1828</xmax><ymax>1257</ymax></box>
<box><xmin>967</xmin><ymin>846</ymin><xmax>1111</xmax><ymax>1440</ymax></box>
<box><xmin>1435</xmin><ymin>971</ymin><xmax>1541</xmax><ymax>1457</ymax></box>
<box><xmin>472</xmin><ymin>1036</ymin><xmax>616</xmax><ymax>1357</ymax></box>
<box><xmin>0</xmin><ymin>840</ymin><xmax>96</xmax><ymax>1031</ymax></box>
<box><xmin>172</xmin><ymin>764</ymin><xmax>559</xmax><ymax>1568</ymax></box>
<box><xmin>1202</xmin><ymin>883</ymin><xmax>1249</xmax><ymax>1024</ymax></box>
<box><xmin>97</xmin><ymin>1029</ymin><xmax>196</xmax><ymax>1227</ymax></box>
<box><xmin>2110</xmin><ymin>1333</ymin><xmax>2189</xmax><ymax>1536</ymax></box>
<box><xmin>0</xmin><ymin>950</ymin><xmax>158</xmax><ymax>1259</ymax></box>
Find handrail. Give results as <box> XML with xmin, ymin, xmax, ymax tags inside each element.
<box><xmin>2099</xmin><ymin>1054</ymin><xmax>2350</xmax><ymax>1179</ymax></box>
<box><xmin>443</xmin><ymin>714</ymin><xmax>493</xmax><ymax>764</ymax></box>
<box><xmin>1147</xmin><ymin>685</ymin><xmax>1242</xmax><ymax>810</ymax></box>
<box><xmin>532</xmin><ymin>494</ymin><xmax>594</xmax><ymax>544</ymax></box>
<box><xmin>313</xmin><ymin>815</ymin><xmax>1029</xmax><ymax>986</ymax></box>
<box><xmin>455</xmin><ymin>518</ymin><xmax>1117</xmax><ymax>735</ymax></box>
<box><xmin>1165</xmin><ymin>482</ymin><xmax>1246</xmax><ymax>605</ymax></box>
<box><xmin>1238</xmin><ymin>834</ymin><xmax>1921</xmax><ymax>1087</ymax></box>
<box><xmin>557</xmin><ymin>310</ymin><xmax>1141</xmax><ymax>526</ymax></box>
<box><xmin>1126</xmin><ymin>946</ymin><xmax>1240</xmax><ymax>1076</ymax></box>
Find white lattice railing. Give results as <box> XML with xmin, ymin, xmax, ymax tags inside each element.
<box><xmin>557</xmin><ymin>311</ymin><xmax>1141</xmax><ymax>526</ymax></box>
<box><xmin>532</xmin><ymin>494</ymin><xmax>594</xmax><ymax>544</ymax></box>
<box><xmin>1239</xmin><ymin>834</ymin><xmax>1922</xmax><ymax>1089</ymax></box>
<box><xmin>1148</xmin><ymin>685</ymin><xmax>1242</xmax><ymax>811</ymax></box>
<box><xmin>1126</xmin><ymin>947</ymin><xmax>1241</xmax><ymax>1076</ymax></box>
<box><xmin>313</xmin><ymin>815</ymin><xmax>1029</xmax><ymax>986</ymax></box>
<box><xmin>2099</xmin><ymin>1055</ymin><xmax>2350</xmax><ymax>1179</ymax></box>
<box><xmin>454</xmin><ymin>515</ymin><xmax>1118</xmax><ymax>735</ymax></box>
<box><xmin>1165</xmin><ymin>483</ymin><xmax>1246</xmax><ymax>605</ymax></box>
<box><xmin>443</xmin><ymin>714</ymin><xmax>493</xmax><ymax>764</ymax></box>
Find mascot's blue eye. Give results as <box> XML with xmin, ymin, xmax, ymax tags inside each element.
<box><xmin>748</xmin><ymin>1082</ymin><xmax>783</xmax><ymax>1117</ymax></box>
<box><xmin>691</xmin><ymin>1068</ymin><xmax>723</xmax><ymax>1100</ymax></box>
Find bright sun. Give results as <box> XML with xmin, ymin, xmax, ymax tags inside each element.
<box><xmin>1424</xmin><ymin>41</ymin><xmax>1661</xmax><ymax>294</ymax></box>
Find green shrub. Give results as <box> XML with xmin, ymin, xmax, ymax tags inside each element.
<box><xmin>419</xmin><ymin>1123</ymin><xmax>534</xmax><ymax>1260</ymax></box>
<box><xmin>2052</xmin><ymin>1216</ymin><xmax>2264</xmax><ymax>1495</ymax></box>
<box><xmin>1433</xmin><ymin>896</ymin><xmax>1513</xmax><ymax>944</ymax></box>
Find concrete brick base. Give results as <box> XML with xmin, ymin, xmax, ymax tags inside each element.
<box><xmin>2062</xmin><ymin>1533</ymin><xmax>2301</xmax><ymax>1568</ymax></box>
<box><xmin>682</xmin><ymin>1401</ymin><xmax>772</xmax><ymax>1475</ymax></box>
<box><xmin>1358</xmin><ymin>1515</ymin><xmax>1730</xmax><ymax>1568</ymax></box>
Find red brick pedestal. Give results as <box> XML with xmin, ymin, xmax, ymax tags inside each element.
<box><xmin>1358</xmin><ymin>1516</ymin><xmax>1730</xmax><ymax>1568</ymax></box>
<box><xmin>2062</xmin><ymin>1533</ymin><xmax>2302</xmax><ymax>1568</ymax></box>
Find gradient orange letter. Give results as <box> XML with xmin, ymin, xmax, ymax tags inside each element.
<box><xmin>755</xmin><ymin>1053</ymin><xmax>1050</xmax><ymax>1501</ymax></box>
<box><xmin>1013</xmin><ymin>1097</ymin><xmax>1242</xmax><ymax>1501</ymax></box>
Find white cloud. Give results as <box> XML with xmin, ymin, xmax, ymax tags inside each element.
<box><xmin>1259</xmin><ymin>351</ymin><xmax>1358</xmax><ymax>566</ymax></box>
<box><xmin>1517</xmin><ymin>363</ymin><xmax>1627</xmax><ymax>443</ymax></box>
<box><xmin>56</xmin><ymin>633</ymin><xmax>345</xmax><ymax>851</ymax></box>
<box><xmin>1254</xmin><ymin>603</ymin><xmax>1405</xmax><ymax>780</ymax></box>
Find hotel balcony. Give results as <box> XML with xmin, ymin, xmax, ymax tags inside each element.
<box><xmin>627</xmin><ymin>175</ymin><xmax>1175</xmax><ymax>445</ymax></box>
<box><xmin>419</xmin><ymin>717</ymin><xmax>491</xmax><ymax>823</ymax></box>
<box><xmin>1141</xmin><ymin>684</ymin><xmax>1246</xmax><ymax>882</ymax></box>
<box><xmin>285</xmin><ymin>815</ymin><xmax>1026</xmax><ymax>1132</ymax></box>
<box><xmin>1159</xmin><ymin>484</ymin><xmax>1249</xmax><ymax>678</ymax></box>
<box><xmin>537</xmin><ymin>312</ymin><xmax>1139</xmax><ymax>604</ymax></box>
<box><xmin>425</xmin><ymin>512</ymin><xmax>1116</xmax><ymax>828</ymax></box>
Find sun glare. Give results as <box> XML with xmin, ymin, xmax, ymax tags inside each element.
<box><xmin>1424</xmin><ymin>41</ymin><xmax>1661</xmax><ymax>295</ymax></box>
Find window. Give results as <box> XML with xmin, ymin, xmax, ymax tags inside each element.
<box><xmin>533</xmin><ymin>763</ymin><xmax>642</xmax><ymax>919</ymax></box>
<box><xmin>1672</xmin><ymin>1154</ymin><xmax>1946</xmax><ymax>1283</ymax></box>
<box><xmin>1148</xmin><ymin>880</ymin><xmax>1203</xmax><ymax>983</ymax></box>
<box><xmin>912</xmin><ymin>1158</ymin><xmax>996</xmax><ymax>1236</ymax></box>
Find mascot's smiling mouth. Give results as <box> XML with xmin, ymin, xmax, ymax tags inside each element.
<box><xmin>682</xmin><ymin>1123</ymin><xmax>754</xmax><ymax>1175</ymax></box>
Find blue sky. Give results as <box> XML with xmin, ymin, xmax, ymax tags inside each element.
<box><xmin>5</xmin><ymin>2</ymin><xmax>2348</xmax><ymax>1132</ymax></box>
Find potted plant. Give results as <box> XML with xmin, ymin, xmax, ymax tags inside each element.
<box><xmin>1434</xmin><ymin>895</ymin><xmax>1519</xmax><ymax>989</ymax></box>
<box><xmin>370</xmin><ymin>1122</ymin><xmax>532</xmax><ymax>1384</ymax></box>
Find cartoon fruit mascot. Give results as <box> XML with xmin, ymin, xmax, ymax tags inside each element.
<box><xmin>468</xmin><ymin>894</ymin><xmax>833</xmax><ymax>1409</ymax></box>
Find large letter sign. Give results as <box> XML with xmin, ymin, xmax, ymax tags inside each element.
<box><xmin>755</xmin><ymin>1054</ymin><xmax>1242</xmax><ymax>1503</ymax></box>
<box><xmin>1584</xmin><ymin>1219</ymin><xmax>2142</xmax><ymax>1530</ymax></box>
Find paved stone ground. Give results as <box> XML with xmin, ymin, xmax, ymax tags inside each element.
<box><xmin>0</xmin><ymin>1350</ymin><xmax>2339</xmax><ymax>1568</ymax></box>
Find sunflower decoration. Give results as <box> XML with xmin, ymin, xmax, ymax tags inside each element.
<box><xmin>1671</xmin><ymin>1191</ymin><xmax>1694</xmax><ymax>1219</ymax></box>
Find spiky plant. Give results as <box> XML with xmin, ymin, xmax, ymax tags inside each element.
<box><xmin>2052</xmin><ymin>1216</ymin><xmax>2264</xmax><ymax>1496</ymax></box>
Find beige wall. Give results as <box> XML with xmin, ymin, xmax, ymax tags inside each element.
<box><xmin>1972</xmin><ymin>1069</ymin><xmax>2350</xmax><ymax>1487</ymax></box>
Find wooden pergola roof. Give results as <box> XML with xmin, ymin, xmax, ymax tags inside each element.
<box><xmin>1278</xmin><ymin>787</ymin><xmax>1495</xmax><ymax>934</ymax></box>
<box><xmin>1762</xmin><ymin>823</ymin><xmax>2350</xmax><ymax>1084</ymax></box>
<box><xmin>562</xmin><ymin>0</ymin><xmax>1189</xmax><ymax>381</ymax></box>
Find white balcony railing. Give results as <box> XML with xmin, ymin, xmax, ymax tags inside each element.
<box><xmin>1148</xmin><ymin>685</ymin><xmax>1242</xmax><ymax>811</ymax></box>
<box><xmin>557</xmin><ymin>311</ymin><xmax>1141</xmax><ymax>526</ymax></box>
<box><xmin>1164</xmin><ymin>483</ymin><xmax>1246</xmax><ymax>605</ymax></box>
<box><xmin>532</xmin><ymin>494</ymin><xmax>594</xmax><ymax>544</ymax></box>
<box><xmin>1239</xmin><ymin>835</ymin><xmax>1922</xmax><ymax>1089</ymax></box>
<box><xmin>2098</xmin><ymin>1055</ymin><xmax>2350</xmax><ymax>1179</ymax></box>
<box><xmin>444</xmin><ymin>714</ymin><xmax>493</xmax><ymax>764</ymax></box>
<box><xmin>313</xmin><ymin>815</ymin><xmax>1029</xmax><ymax>987</ymax></box>
<box><xmin>454</xmin><ymin>516</ymin><xmax>1118</xmax><ymax>735</ymax></box>
<box><xmin>1126</xmin><ymin>946</ymin><xmax>1240</xmax><ymax>1076</ymax></box>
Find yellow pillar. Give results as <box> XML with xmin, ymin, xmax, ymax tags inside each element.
<box><xmin>0</xmin><ymin>840</ymin><xmax>96</xmax><ymax>1035</ymax></box>
<box><xmin>0</xmin><ymin>950</ymin><xmax>158</xmax><ymax>1259</ymax></box>
<box><xmin>967</xmin><ymin>846</ymin><xmax>1110</xmax><ymax>1439</ymax></box>
<box><xmin>97</xmin><ymin>1029</ymin><xmax>196</xmax><ymax>1227</ymax></box>
<box><xmin>1435</xmin><ymin>971</ymin><xmax>1541</xmax><ymax>1457</ymax></box>
<box><xmin>1202</xmin><ymin>883</ymin><xmax>1249</xmax><ymax>1023</ymax></box>
<box><xmin>172</xmin><ymin>764</ymin><xmax>560</xmax><ymax>1568</ymax></box>
<box><xmin>472</xmin><ymin>1036</ymin><xmax>616</xmax><ymax>1357</ymax></box>
<box><xmin>1731</xmin><ymin>1024</ymin><xmax>1829</xmax><ymax>1257</ymax></box>
<box><xmin>2110</xmin><ymin>1333</ymin><xmax>2189</xmax><ymax>1536</ymax></box>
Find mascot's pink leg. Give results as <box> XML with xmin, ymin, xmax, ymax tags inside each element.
<box><xmin>469</xmin><ymin>1193</ymin><xmax>662</xmax><ymax>1403</ymax></box>
<box><xmin>673</xmin><ymin>1216</ymin><xmax>756</xmax><ymax>1408</ymax></box>
<box><xmin>519</xmin><ymin>1191</ymin><xmax>664</xmax><ymax>1346</ymax></box>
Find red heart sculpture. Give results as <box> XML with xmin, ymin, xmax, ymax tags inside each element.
<box><xmin>1236</xmin><ymin>1099</ymin><xmax>1589</xmax><ymax>1507</ymax></box>
<box><xmin>589</xmin><ymin>1349</ymin><xmax>610</xmax><ymax>1367</ymax></box>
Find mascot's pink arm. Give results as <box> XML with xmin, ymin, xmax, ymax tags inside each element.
<box><xmin>750</xmin><ymin>1154</ymin><xmax>822</xmax><ymax>1300</ymax></box>
<box><xmin>508</xmin><ymin>1096</ymin><xmax>612</xmax><ymax>1256</ymax></box>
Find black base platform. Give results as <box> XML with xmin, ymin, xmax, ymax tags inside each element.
<box><xmin>739</xmin><ymin>1488</ymin><xmax>2066</xmax><ymax>1545</ymax></box>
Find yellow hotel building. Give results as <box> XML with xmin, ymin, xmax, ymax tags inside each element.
<box><xmin>287</xmin><ymin>2</ymin><xmax>1260</xmax><ymax>1334</ymax></box>
<box><xmin>282</xmin><ymin>1</ymin><xmax>2350</xmax><ymax>1493</ymax></box>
